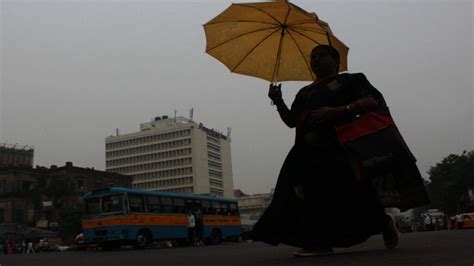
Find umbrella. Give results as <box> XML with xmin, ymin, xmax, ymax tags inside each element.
<box><xmin>204</xmin><ymin>1</ymin><xmax>348</xmax><ymax>83</ymax></box>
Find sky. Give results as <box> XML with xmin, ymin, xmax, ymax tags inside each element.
<box><xmin>1</xmin><ymin>0</ymin><xmax>472</xmax><ymax>195</ymax></box>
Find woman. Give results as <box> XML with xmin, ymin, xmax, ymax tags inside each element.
<box><xmin>251</xmin><ymin>45</ymin><xmax>429</xmax><ymax>257</ymax></box>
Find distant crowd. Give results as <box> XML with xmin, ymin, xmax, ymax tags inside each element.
<box><xmin>395</xmin><ymin>214</ymin><xmax>465</xmax><ymax>233</ymax></box>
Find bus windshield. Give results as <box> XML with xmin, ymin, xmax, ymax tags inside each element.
<box><xmin>84</xmin><ymin>194</ymin><xmax>124</xmax><ymax>218</ymax></box>
<box><xmin>102</xmin><ymin>194</ymin><xmax>124</xmax><ymax>216</ymax></box>
<box><xmin>84</xmin><ymin>197</ymin><xmax>101</xmax><ymax>218</ymax></box>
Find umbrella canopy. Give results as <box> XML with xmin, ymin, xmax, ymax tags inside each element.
<box><xmin>204</xmin><ymin>1</ymin><xmax>348</xmax><ymax>83</ymax></box>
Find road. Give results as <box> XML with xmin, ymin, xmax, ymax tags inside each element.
<box><xmin>1</xmin><ymin>230</ymin><xmax>472</xmax><ymax>266</ymax></box>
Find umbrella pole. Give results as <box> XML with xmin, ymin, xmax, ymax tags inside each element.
<box><xmin>270</xmin><ymin>28</ymin><xmax>286</xmax><ymax>106</ymax></box>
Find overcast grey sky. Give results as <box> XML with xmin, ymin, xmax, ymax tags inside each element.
<box><xmin>1</xmin><ymin>0</ymin><xmax>472</xmax><ymax>194</ymax></box>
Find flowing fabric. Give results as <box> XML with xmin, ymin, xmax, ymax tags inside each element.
<box><xmin>251</xmin><ymin>73</ymin><xmax>429</xmax><ymax>248</ymax></box>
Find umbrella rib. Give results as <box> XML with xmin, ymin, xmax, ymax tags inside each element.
<box><xmin>289</xmin><ymin>21</ymin><xmax>324</xmax><ymax>27</ymax></box>
<box><xmin>238</xmin><ymin>4</ymin><xmax>282</xmax><ymax>25</ymax></box>
<box><xmin>231</xmin><ymin>28</ymin><xmax>281</xmax><ymax>72</ymax></box>
<box><xmin>291</xmin><ymin>25</ymin><xmax>329</xmax><ymax>35</ymax></box>
<box><xmin>206</xmin><ymin>26</ymin><xmax>279</xmax><ymax>52</ymax></box>
<box><xmin>290</xmin><ymin>28</ymin><xmax>324</xmax><ymax>46</ymax></box>
<box><xmin>292</xmin><ymin>28</ymin><xmax>348</xmax><ymax>71</ymax></box>
<box><xmin>271</xmin><ymin>3</ymin><xmax>293</xmax><ymax>82</ymax></box>
<box><xmin>205</xmin><ymin>20</ymin><xmax>278</xmax><ymax>27</ymax></box>
<box><xmin>286</xmin><ymin>3</ymin><xmax>317</xmax><ymax>21</ymax></box>
<box><xmin>286</xmin><ymin>29</ymin><xmax>315</xmax><ymax>80</ymax></box>
<box><xmin>283</xmin><ymin>2</ymin><xmax>292</xmax><ymax>25</ymax></box>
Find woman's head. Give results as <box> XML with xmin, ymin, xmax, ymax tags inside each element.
<box><xmin>310</xmin><ymin>45</ymin><xmax>340</xmax><ymax>78</ymax></box>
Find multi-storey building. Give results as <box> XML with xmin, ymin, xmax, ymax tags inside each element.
<box><xmin>105</xmin><ymin>116</ymin><xmax>234</xmax><ymax>197</ymax></box>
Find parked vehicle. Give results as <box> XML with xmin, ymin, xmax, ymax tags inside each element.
<box><xmin>457</xmin><ymin>202</ymin><xmax>474</xmax><ymax>229</ymax></box>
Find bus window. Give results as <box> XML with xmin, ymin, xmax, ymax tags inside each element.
<box><xmin>201</xmin><ymin>200</ymin><xmax>211</xmax><ymax>214</ymax></box>
<box><xmin>84</xmin><ymin>197</ymin><xmax>100</xmax><ymax>217</ymax></box>
<box><xmin>160</xmin><ymin>197</ymin><xmax>173</xmax><ymax>213</ymax></box>
<box><xmin>147</xmin><ymin>196</ymin><xmax>160</xmax><ymax>213</ymax></box>
<box><xmin>102</xmin><ymin>194</ymin><xmax>123</xmax><ymax>215</ymax></box>
<box><xmin>230</xmin><ymin>203</ymin><xmax>239</xmax><ymax>216</ymax></box>
<box><xmin>129</xmin><ymin>194</ymin><xmax>144</xmax><ymax>212</ymax></box>
<box><xmin>173</xmin><ymin>198</ymin><xmax>186</xmax><ymax>213</ymax></box>
<box><xmin>221</xmin><ymin>202</ymin><xmax>230</xmax><ymax>216</ymax></box>
<box><xmin>211</xmin><ymin>201</ymin><xmax>221</xmax><ymax>215</ymax></box>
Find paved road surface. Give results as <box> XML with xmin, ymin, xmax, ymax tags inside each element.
<box><xmin>1</xmin><ymin>230</ymin><xmax>472</xmax><ymax>266</ymax></box>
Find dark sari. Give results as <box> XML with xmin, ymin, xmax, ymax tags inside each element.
<box><xmin>251</xmin><ymin>73</ymin><xmax>429</xmax><ymax>248</ymax></box>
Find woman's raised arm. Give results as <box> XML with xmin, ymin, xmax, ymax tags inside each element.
<box><xmin>268</xmin><ymin>84</ymin><xmax>297</xmax><ymax>128</ymax></box>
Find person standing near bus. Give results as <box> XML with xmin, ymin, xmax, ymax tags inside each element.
<box><xmin>26</xmin><ymin>241</ymin><xmax>35</xmax><ymax>254</ymax></box>
<box><xmin>7</xmin><ymin>240</ymin><xmax>13</xmax><ymax>255</ymax></box>
<box><xmin>431</xmin><ymin>216</ymin><xmax>438</xmax><ymax>231</ymax></box>
<box><xmin>194</xmin><ymin>209</ymin><xmax>204</xmax><ymax>246</ymax></box>
<box><xmin>187</xmin><ymin>211</ymin><xmax>196</xmax><ymax>244</ymax></box>
<box><xmin>424</xmin><ymin>215</ymin><xmax>432</xmax><ymax>231</ymax></box>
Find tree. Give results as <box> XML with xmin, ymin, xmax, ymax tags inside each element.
<box><xmin>421</xmin><ymin>150</ymin><xmax>474</xmax><ymax>216</ymax></box>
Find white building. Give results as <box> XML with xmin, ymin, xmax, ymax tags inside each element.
<box><xmin>105</xmin><ymin>116</ymin><xmax>234</xmax><ymax>197</ymax></box>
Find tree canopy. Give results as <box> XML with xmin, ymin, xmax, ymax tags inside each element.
<box><xmin>423</xmin><ymin>150</ymin><xmax>474</xmax><ymax>216</ymax></box>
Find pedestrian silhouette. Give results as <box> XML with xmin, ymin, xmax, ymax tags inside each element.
<box><xmin>251</xmin><ymin>44</ymin><xmax>429</xmax><ymax>257</ymax></box>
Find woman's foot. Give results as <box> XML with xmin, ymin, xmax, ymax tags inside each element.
<box><xmin>293</xmin><ymin>247</ymin><xmax>333</xmax><ymax>257</ymax></box>
<box><xmin>383</xmin><ymin>214</ymin><xmax>399</xmax><ymax>249</ymax></box>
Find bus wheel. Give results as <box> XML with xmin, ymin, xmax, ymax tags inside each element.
<box><xmin>210</xmin><ymin>229</ymin><xmax>221</xmax><ymax>245</ymax></box>
<box><xmin>134</xmin><ymin>230</ymin><xmax>151</xmax><ymax>249</ymax></box>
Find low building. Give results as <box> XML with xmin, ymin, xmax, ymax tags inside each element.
<box><xmin>0</xmin><ymin>162</ymin><xmax>132</xmax><ymax>229</ymax></box>
<box><xmin>235</xmin><ymin>189</ymin><xmax>274</xmax><ymax>225</ymax></box>
<box><xmin>0</xmin><ymin>144</ymin><xmax>34</xmax><ymax>167</ymax></box>
<box><xmin>0</xmin><ymin>167</ymin><xmax>39</xmax><ymax>225</ymax></box>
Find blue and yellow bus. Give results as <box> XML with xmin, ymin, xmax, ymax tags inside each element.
<box><xmin>82</xmin><ymin>187</ymin><xmax>240</xmax><ymax>248</ymax></box>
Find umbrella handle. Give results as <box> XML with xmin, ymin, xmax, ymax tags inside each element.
<box><xmin>269</xmin><ymin>83</ymin><xmax>282</xmax><ymax>106</ymax></box>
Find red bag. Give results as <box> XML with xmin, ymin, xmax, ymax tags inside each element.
<box><xmin>336</xmin><ymin>111</ymin><xmax>394</xmax><ymax>144</ymax></box>
<box><xmin>335</xmin><ymin>110</ymin><xmax>414</xmax><ymax>182</ymax></box>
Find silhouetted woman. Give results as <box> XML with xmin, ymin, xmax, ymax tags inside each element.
<box><xmin>251</xmin><ymin>45</ymin><xmax>429</xmax><ymax>257</ymax></box>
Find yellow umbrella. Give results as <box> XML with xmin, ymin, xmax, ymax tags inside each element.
<box><xmin>204</xmin><ymin>1</ymin><xmax>348</xmax><ymax>83</ymax></box>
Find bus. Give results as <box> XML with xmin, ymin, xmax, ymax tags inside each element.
<box><xmin>82</xmin><ymin>187</ymin><xmax>240</xmax><ymax>249</ymax></box>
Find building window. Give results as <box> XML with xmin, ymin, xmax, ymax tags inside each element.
<box><xmin>95</xmin><ymin>181</ymin><xmax>103</xmax><ymax>189</ymax></box>
<box><xmin>69</xmin><ymin>182</ymin><xmax>76</xmax><ymax>192</ymax></box>
<box><xmin>210</xmin><ymin>188</ymin><xmax>224</xmax><ymax>196</ymax></box>
<box><xmin>15</xmin><ymin>209</ymin><xmax>24</xmax><ymax>223</ymax></box>
<box><xmin>21</xmin><ymin>181</ymin><xmax>33</xmax><ymax>191</ymax></box>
